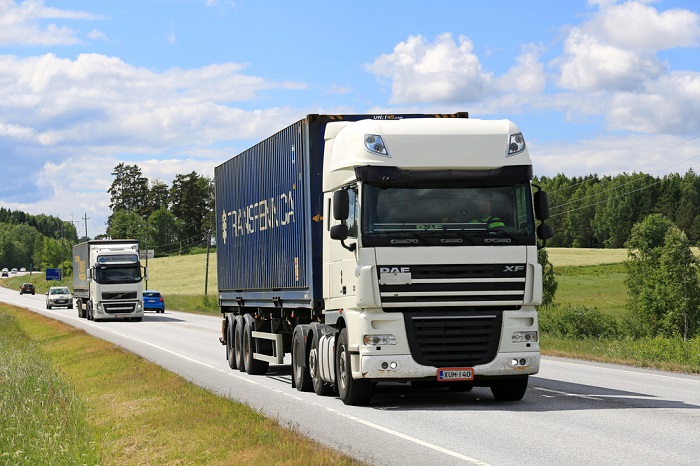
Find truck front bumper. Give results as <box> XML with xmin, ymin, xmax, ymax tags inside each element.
<box><xmin>358</xmin><ymin>351</ymin><xmax>540</xmax><ymax>380</ymax></box>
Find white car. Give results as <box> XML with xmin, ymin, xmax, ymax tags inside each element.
<box><xmin>46</xmin><ymin>286</ymin><xmax>74</xmax><ymax>309</ymax></box>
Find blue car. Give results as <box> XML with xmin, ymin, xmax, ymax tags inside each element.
<box><xmin>143</xmin><ymin>290</ymin><xmax>165</xmax><ymax>313</ymax></box>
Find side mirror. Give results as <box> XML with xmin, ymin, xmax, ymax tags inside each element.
<box><xmin>143</xmin><ymin>266</ymin><xmax>149</xmax><ymax>282</ymax></box>
<box><xmin>333</xmin><ymin>190</ymin><xmax>349</xmax><ymax>221</ymax></box>
<box><xmin>330</xmin><ymin>224</ymin><xmax>349</xmax><ymax>241</ymax></box>
<box><xmin>537</xmin><ymin>223</ymin><xmax>554</xmax><ymax>240</ymax></box>
<box><xmin>534</xmin><ymin>190</ymin><xmax>550</xmax><ymax>221</ymax></box>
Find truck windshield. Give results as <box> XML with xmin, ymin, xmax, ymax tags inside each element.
<box><xmin>362</xmin><ymin>183</ymin><xmax>535</xmax><ymax>245</ymax></box>
<box><xmin>94</xmin><ymin>265</ymin><xmax>142</xmax><ymax>284</ymax></box>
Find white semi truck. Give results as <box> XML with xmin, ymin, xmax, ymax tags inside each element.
<box><xmin>73</xmin><ymin>239</ymin><xmax>147</xmax><ymax>322</ymax></box>
<box><xmin>216</xmin><ymin>113</ymin><xmax>553</xmax><ymax>405</ymax></box>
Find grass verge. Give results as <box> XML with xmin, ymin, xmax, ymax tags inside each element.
<box><xmin>542</xmin><ymin>335</ymin><xmax>700</xmax><ymax>373</ymax></box>
<box><xmin>0</xmin><ymin>304</ymin><xmax>365</xmax><ymax>466</ymax></box>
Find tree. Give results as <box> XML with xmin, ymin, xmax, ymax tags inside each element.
<box><xmin>145</xmin><ymin>179</ymin><xmax>171</xmax><ymax>217</ymax></box>
<box><xmin>107</xmin><ymin>209</ymin><xmax>144</xmax><ymax>240</ymax></box>
<box><xmin>147</xmin><ymin>208</ymin><xmax>179</xmax><ymax>255</ymax></box>
<box><xmin>108</xmin><ymin>163</ymin><xmax>149</xmax><ymax>230</ymax></box>
<box><xmin>625</xmin><ymin>214</ymin><xmax>700</xmax><ymax>339</ymax></box>
<box><xmin>657</xmin><ymin>227</ymin><xmax>700</xmax><ymax>339</ymax></box>
<box><xmin>169</xmin><ymin>172</ymin><xmax>213</xmax><ymax>248</ymax></box>
<box><xmin>538</xmin><ymin>248</ymin><xmax>557</xmax><ymax>306</ymax></box>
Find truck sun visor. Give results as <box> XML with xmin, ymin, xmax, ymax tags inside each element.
<box><xmin>354</xmin><ymin>165</ymin><xmax>533</xmax><ymax>186</ymax></box>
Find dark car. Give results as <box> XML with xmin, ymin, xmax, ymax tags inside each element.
<box><xmin>20</xmin><ymin>283</ymin><xmax>35</xmax><ymax>295</ymax></box>
<box><xmin>143</xmin><ymin>290</ymin><xmax>165</xmax><ymax>313</ymax></box>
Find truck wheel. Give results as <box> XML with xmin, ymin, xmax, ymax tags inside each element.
<box><xmin>87</xmin><ymin>302</ymin><xmax>93</xmax><ymax>321</ymax></box>
<box><xmin>46</xmin><ymin>304</ymin><xmax>52</xmax><ymax>310</ymax></box>
<box><xmin>234</xmin><ymin>316</ymin><xmax>246</xmax><ymax>372</ymax></box>
<box><xmin>310</xmin><ymin>335</ymin><xmax>333</xmax><ymax>396</ymax></box>
<box><xmin>292</xmin><ymin>328</ymin><xmax>312</xmax><ymax>391</ymax></box>
<box><xmin>243</xmin><ymin>315</ymin><xmax>269</xmax><ymax>375</ymax></box>
<box><xmin>490</xmin><ymin>375</ymin><xmax>529</xmax><ymax>401</ymax></box>
<box><xmin>226</xmin><ymin>318</ymin><xmax>238</xmax><ymax>370</ymax></box>
<box><xmin>336</xmin><ymin>328</ymin><xmax>372</xmax><ymax>405</ymax></box>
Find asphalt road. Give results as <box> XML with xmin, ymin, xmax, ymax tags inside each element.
<box><xmin>2</xmin><ymin>286</ymin><xmax>699</xmax><ymax>465</ymax></box>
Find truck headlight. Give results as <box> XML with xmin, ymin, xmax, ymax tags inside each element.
<box><xmin>363</xmin><ymin>334</ymin><xmax>397</xmax><ymax>346</ymax></box>
<box><xmin>508</xmin><ymin>133</ymin><xmax>526</xmax><ymax>155</ymax></box>
<box><xmin>512</xmin><ymin>331</ymin><xmax>538</xmax><ymax>343</ymax></box>
<box><xmin>364</xmin><ymin>134</ymin><xmax>389</xmax><ymax>156</ymax></box>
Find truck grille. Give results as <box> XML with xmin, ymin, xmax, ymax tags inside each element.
<box><xmin>378</xmin><ymin>264</ymin><xmax>526</xmax><ymax>307</ymax></box>
<box><xmin>403</xmin><ymin>310</ymin><xmax>502</xmax><ymax>367</ymax></box>
<box><xmin>102</xmin><ymin>292</ymin><xmax>137</xmax><ymax>300</ymax></box>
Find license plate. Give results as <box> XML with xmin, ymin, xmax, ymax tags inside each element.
<box><xmin>437</xmin><ymin>368</ymin><xmax>474</xmax><ymax>382</ymax></box>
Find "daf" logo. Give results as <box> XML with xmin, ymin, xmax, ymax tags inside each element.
<box><xmin>380</xmin><ymin>267</ymin><xmax>410</xmax><ymax>274</ymax></box>
<box><xmin>503</xmin><ymin>265</ymin><xmax>524</xmax><ymax>272</ymax></box>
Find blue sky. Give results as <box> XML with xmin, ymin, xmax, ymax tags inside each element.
<box><xmin>0</xmin><ymin>0</ymin><xmax>699</xmax><ymax>237</ymax></box>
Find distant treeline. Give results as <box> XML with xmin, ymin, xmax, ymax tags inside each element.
<box><xmin>536</xmin><ymin>169</ymin><xmax>700</xmax><ymax>248</ymax></box>
<box><xmin>0</xmin><ymin>208</ymin><xmax>79</xmax><ymax>242</ymax></box>
<box><xmin>0</xmin><ymin>209</ymin><xmax>78</xmax><ymax>270</ymax></box>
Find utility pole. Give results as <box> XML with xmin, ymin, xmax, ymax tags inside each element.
<box><xmin>83</xmin><ymin>212</ymin><xmax>90</xmax><ymax>239</ymax></box>
<box><xmin>204</xmin><ymin>229</ymin><xmax>211</xmax><ymax>296</ymax></box>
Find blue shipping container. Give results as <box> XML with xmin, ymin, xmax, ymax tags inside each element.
<box><xmin>215</xmin><ymin>116</ymin><xmax>326</xmax><ymax>310</ymax></box>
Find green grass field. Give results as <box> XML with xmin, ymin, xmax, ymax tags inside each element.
<box><xmin>0</xmin><ymin>304</ymin><xmax>364</xmax><ymax>465</ymax></box>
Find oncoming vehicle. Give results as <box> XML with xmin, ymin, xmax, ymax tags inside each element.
<box><xmin>143</xmin><ymin>290</ymin><xmax>165</xmax><ymax>313</ymax></box>
<box><xmin>20</xmin><ymin>283</ymin><xmax>35</xmax><ymax>295</ymax></box>
<box><xmin>46</xmin><ymin>286</ymin><xmax>74</xmax><ymax>309</ymax></box>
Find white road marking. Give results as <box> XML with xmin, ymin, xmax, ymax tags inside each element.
<box><xmin>108</xmin><ymin>328</ymin><xmax>491</xmax><ymax>465</ymax></box>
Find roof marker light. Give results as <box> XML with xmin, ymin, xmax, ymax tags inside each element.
<box><xmin>364</xmin><ymin>134</ymin><xmax>389</xmax><ymax>156</ymax></box>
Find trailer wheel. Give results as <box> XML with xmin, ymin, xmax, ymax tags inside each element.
<box><xmin>292</xmin><ymin>328</ymin><xmax>312</xmax><ymax>391</ymax></box>
<box><xmin>234</xmin><ymin>315</ymin><xmax>246</xmax><ymax>372</ymax></box>
<box><xmin>310</xmin><ymin>335</ymin><xmax>333</xmax><ymax>396</ymax></box>
<box><xmin>490</xmin><ymin>375</ymin><xmax>528</xmax><ymax>401</ymax></box>
<box><xmin>336</xmin><ymin>328</ymin><xmax>372</xmax><ymax>405</ymax></box>
<box><xmin>243</xmin><ymin>315</ymin><xmax>269</xmax><ymax>375</ymax></box>
<box><xmin>226</xmin><ymin>318</ymin><xmax>238</xmax><ymax>370</ymax></box>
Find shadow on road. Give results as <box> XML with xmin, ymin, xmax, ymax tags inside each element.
<box><xmin>364</xmin><ymin>377</ymin><xmax>700</xmax><ymax>412</ymax></box>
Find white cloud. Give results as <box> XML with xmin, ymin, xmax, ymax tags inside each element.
<box><xmin>556</xmin><ymin>1</ymin><xmax>700</xmax><ymax>91</ymax></box>
<box><xmin>0</xmin><ymin>0</ymin><xmax>102</xmax><ymax>46</ymax></box>
<box><xmin>557</xmin><ymin>28</ymin><xmax>663</xmax><ymax>90</ymax></box>
<box><xmin>0</xmin><ymin>53</ymin><xmax>305</xmax><ymax>151</ymax></box>
<box><xmin>532</xmin><ymin>133</ymin><xmax>700</xmax><ymax>179</ymax></box>
<box><xmin>607</xmin><ymin>71</ymin><xmax>700</xmax><ymax>134</ymax></box>
<box><xmin>365</xmin><ymin>33</ymin><xmax>493</xmax><ymax>104</ymax></box>
<box><xmin>497</xmin><ymin>43</ymin><xmax>547</xmax><ymax>95</ymax></box>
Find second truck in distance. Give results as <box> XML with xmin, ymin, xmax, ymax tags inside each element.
<box><xmin>73</xmin><ymin>239</ymin><xmax>147</xmax><ymax>322</ymax></box>
<box><xmin>216</xmin><ymin>113</ymin><xmax>553</xmax><ymax>405</ymax></box>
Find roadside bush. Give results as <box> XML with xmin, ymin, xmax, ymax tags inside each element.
<box><xmin>539</xmin><ymin>304</ymin><xmax>621</xmax><ymax>339</ymax></box>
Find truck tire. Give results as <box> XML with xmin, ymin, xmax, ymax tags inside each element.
<box><xmin>490</xmin><ymin>375</ymin><xmax>528</xmax><ymax>401</ymax></box>
<box><xmin>310</xmin><ymin>335</ymin><xmax>333</xmax><ymax>396</ymax></box>
<box><xmin>226</xmin><ymin>317</ymin><xmax>238</xmax><ymax>370</ymax></box>
<box><xmin>292</xmin><ymin>327</ymin><xmax>312</xmax><ymax>391</ymax></box>
<box><xmin>46</xmin><ymin>303</ymin><xmax>52</xmax><ymax>310</ymax></box>
<box><xmin>87</xmin><ymin>302</ymin><xmax>93</xmax><ymax>321</ymax></box>
<box><xmin>243</xmin><ymin>315</ymin><xmax>269</xmax><ymax>375</ymax></box>
<box><xmin>336</xmin><ymin>328</ymin><xmax>372</xmax><ymax>405</ymax></box>
<box><xmin>234</xmin><ymin>315</ymin><xmax>246</xmax><ymax>372</ymax></box>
